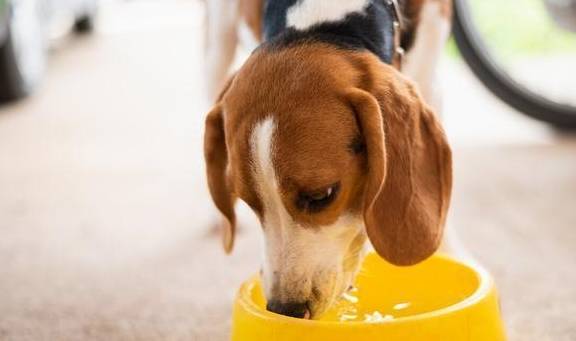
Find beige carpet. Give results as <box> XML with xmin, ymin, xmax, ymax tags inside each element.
<box><xmin>0</xmin><ymin>1</ymin><xmax>575</xmax><ymax>340</ymax></box>
<box><xmin>450</xmin><ymin>142</ymin><xmax>576</xmax><ymax>341</ymax></box>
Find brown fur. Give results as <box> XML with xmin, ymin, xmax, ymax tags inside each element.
<box><xmin>238</xmin><ymin>0</ymin><xmax>264</xmax><ymax>41</ymax></box>
<box><xmin>401</xmin><ymin>0</ymin><xmax>452</xmax><ymax>51</ymax></box>
<box><xmin>404</xmin><ymin>0</ymin><xmax>452</xmax><ymax>21</ymax></box>
<box><xmin>203</xmin><ymin>77</ymin><xmax>238</xmax><ymax>253</ymax></box>
<box><xmin>345</xmin><ymin>61</ymin><xmax>452</xmax><ymax>265</ymax></box>
<box><xmin>204</xmin><ymin>43</ymin><xmax>452</xmax><ymax>265</ymax></box>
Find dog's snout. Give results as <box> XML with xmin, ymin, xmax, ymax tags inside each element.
<box><xmin>266</xmin><ymin>300</ymin><xmax>311</xmax><ymax>319</ymax></box>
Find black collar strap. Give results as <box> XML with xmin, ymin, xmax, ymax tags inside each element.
<box><xmin>387</xmin><ymin>0</ymin><xmax>404</xmax><ymax>69</ymax></box>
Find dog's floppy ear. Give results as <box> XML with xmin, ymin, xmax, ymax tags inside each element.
<box><xmin>204</xmin><ymin>79</ymin><xmax>236</xmax><ymax>253</ymax></box>
<box><xmin>345</xmin><ymin>66</ymin><xmax>452</xmax><ymax>266</ymax></box>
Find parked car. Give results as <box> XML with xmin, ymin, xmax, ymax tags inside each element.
<box><xmin>0</xmin><ymin>0</ymin><xmax>98</xmax><ymax>102</ymax></box>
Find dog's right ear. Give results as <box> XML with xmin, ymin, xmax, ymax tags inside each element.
<box><xmin>344</xmin><ymin>63</ymin><xmax>452</xmax><ymax>266</ymax></box>
<box><xmin>204</xmin><ymin>79</ymin><xmax>237</xmax><ymax>253</ymax></box>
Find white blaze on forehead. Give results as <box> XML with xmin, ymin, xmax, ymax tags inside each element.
<box><xmin>287</xmin><ymin>0</ymin><xmax>371</xmax><ymax>31</ymax></box>
<box><xmin>251</xmin><ymin>117</ymin><xmax>282</xmax><ymax>215</ymax></box>
<box><xmin>250</xmin><ymin>117</ymin><xmax>293</xmax><ymax>256</ymax></box>
<box><xmin>251</xmin><ymin>117</ymin><xmax>293</xmax><ymax>295</ymax></box>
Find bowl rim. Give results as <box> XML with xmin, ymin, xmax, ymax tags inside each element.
<box><xmin>235</xmin><ymin>253</ymin><xmax>494</xmax><ymax>326</ymax></box>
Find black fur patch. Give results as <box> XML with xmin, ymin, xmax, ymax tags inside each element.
<box><xmin>263</xmin><ymin>0</ymin><xmax>396</xmax><ymax>64</ymax></box>
<box><xmin>263</xmin><ymin>0</ymin><xmax>300</xmax><ymax>40</ymax></box>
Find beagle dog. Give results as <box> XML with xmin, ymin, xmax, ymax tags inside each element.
<box><xmin>203</xmin><ymin>0</ymin><xmax>453</xmax><ymax>319</ymax></box>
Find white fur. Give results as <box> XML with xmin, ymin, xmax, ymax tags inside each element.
<box><xmin>287</xmin><ymin>0</ymin><xmax>370</xmax><ymax>30</ymax></box>
<box><xmin>204</xmin><ymin>0</ymin><xmax>239</xmax><ymax>101</ymax></box>
<box><xmin>251</xmin><ymin>118</ymin><xmax>364</xmax><ymax>313</ymax></box>
<box><xmin>402</xmin><ymin>0</ymin><xmax>451</xmax><ymax>113</ymax></box>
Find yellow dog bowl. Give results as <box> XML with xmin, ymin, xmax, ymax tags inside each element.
<box><xmin>231</xmin><ymin>253</ymin><xmax>506</xmax><ymax>340</ymax></box>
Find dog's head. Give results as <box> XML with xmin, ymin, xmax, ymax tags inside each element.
<box><xmin>204</xmin><ymin>43</ymin><xmax>452</xmax><ymax>319</ymax></box>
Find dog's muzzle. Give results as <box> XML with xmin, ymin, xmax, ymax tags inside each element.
<box><xmin>266</xmin><ymin>300</ymin><xmax>311</xmax><ymax>319</ymax></box>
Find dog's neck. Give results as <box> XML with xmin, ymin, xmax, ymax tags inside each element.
<box><xmin>263</xmin><ymin>0</ymin><xmax>400</xmax><ymax>65</ymax></box>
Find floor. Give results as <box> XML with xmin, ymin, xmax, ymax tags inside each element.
<box><xmin>0</xmin><ymin>1</ymin><xmax>574</xmax><ymax>340</ymax></box>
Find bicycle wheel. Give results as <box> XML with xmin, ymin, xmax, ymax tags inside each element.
<box><xmin>453</xmin><ymin>0</ymin><xmax>576</xmax><ymax>129</ymax></box>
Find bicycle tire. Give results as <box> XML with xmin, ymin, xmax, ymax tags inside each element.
<box><xmin>452</xmin><ymin>0</ymin><xmax>576</xmax><ymax>129</ymax></box>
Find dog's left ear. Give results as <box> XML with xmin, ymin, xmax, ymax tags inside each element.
<box><xmin>204</xmin><ymin>77</ymin><xmax>237</xmax><ymax>254</ymax></box>
<box><xmin>345</xmin><ymin>65</ymin><xmax>452</xmax><ymax>266</ymax></box>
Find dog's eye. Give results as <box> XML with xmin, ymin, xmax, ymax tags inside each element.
<box><xmin>296</xmin><ymin>183</ymin><xmax>340</xmax><ymax>213</ymax></box>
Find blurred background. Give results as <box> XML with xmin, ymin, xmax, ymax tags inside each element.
<box><xmin>0</xmin><ymin>0</ymin><xmax>574</xmax><ymax>340</ymax></box>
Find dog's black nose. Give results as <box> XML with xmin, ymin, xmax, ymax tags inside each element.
<box><xmin>266</xmin><ymin>300</ymin><xmax>310</xmax><ymax>319</ymax></box>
